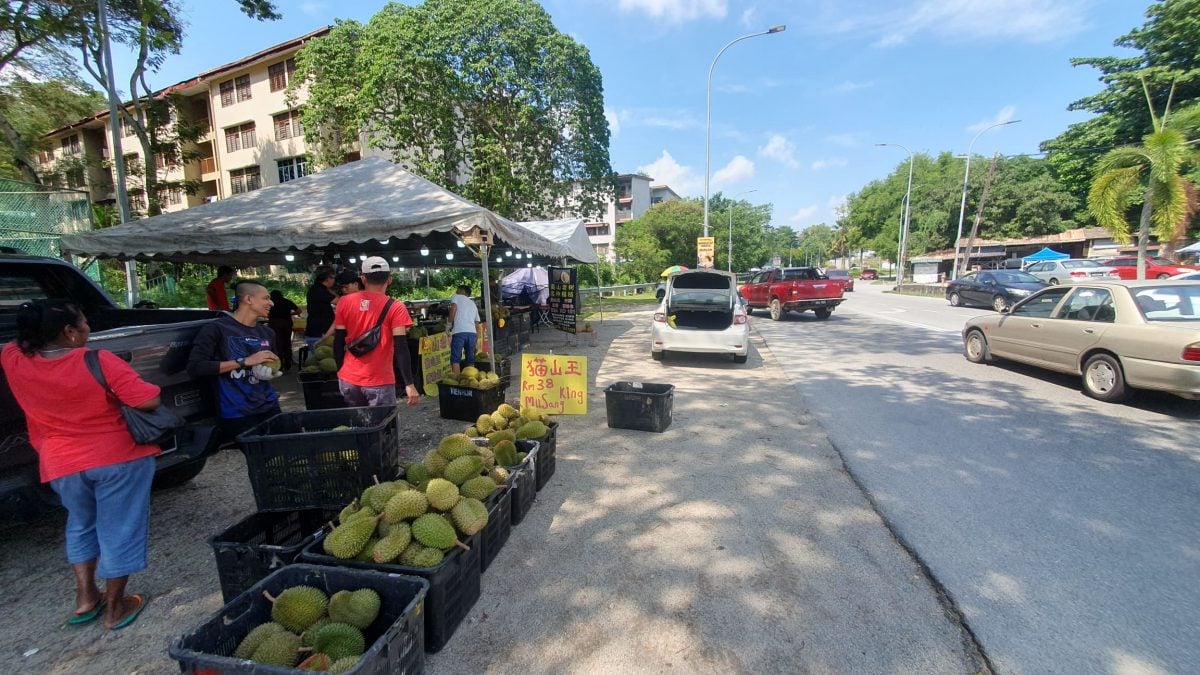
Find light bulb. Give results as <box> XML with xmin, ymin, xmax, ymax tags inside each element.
<box><xmin>348</xmin><ymin>257</ymin><xmax>357</xmax><ymax>263</ymax></box>
<box><xmin>445</xmin><ymin>252</ymin><xmax>454</xmax><ymax>260</ymax></box>
<box><xmin>496</xmin><ymin>257</ymin><xmax>502</xmax><ymax>263</ymax></box>
<box><xmin>456</xmin><ymin>240</ymin><xmax>465</xmax><ymax>248</ymax></box>
<box><xmin>420</xmin><ymin>247</ymin><xmax>429</xmax><ymax>256</ymax></box>
<box><xmin>526</xmin><ymin>263</ymin><xmax>532</xmax><ymax>268</ymax></box>
<box><xmin>505</xmin><ymin>250</ymin><xmax>513</xmax><ymax>257</ymax></box>
<box><xmin>391</xmin><ymin>256</ymin><xmax>399</xmax><ymax>262</ymax></box>
<box><xmin>284</xmin><ymin>254</ymin><xmax>295</xmax><ymax>262</ymax></box>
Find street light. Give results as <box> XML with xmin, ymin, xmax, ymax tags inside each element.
<box><xmin>703</xmin><ymin>25</ymin><xmax>786</xmax><ymax>243</ymax></box>
<box><xmin>952</xmin><ymin>119</ymin><xmax>1020</xmax><ymax>279</ymax></box>
<box><xmin>875</xmin><ymin>143</ymin><xmax>914</xmax><ymax>286</ymax></box>
<box><xmin>728</xmin><ymin>189</ymin><xmax>757</xmax><ymax>273</ymax></box>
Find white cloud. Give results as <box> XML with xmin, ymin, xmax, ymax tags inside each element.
<box><xmin>617</xmin><ymin>0</ymin><xmax>727</xmax><ymax>23</ymax></box>
<box><xmin>638</xmin><ymin>150</ymin><xmax>702</xmax><ymax>196</ymax></box>
<box><xmin>966</xmin><ymin>105</ymin><xmax>1018</xmax><ymax>133</ymax></box>
<box><xmin>824</xmin><ymin>132</ymin><xmax>863</xmax><ymax>148</ymax></box>
<box><xmin>713</xmin><ymin>155</ymin><xmax>755</xmax><ymax>186</ymax></box>
<box><xmin>789</xmin><ymin>205</ymin><xmax>819</xmax><ymax>224</ymax></box>
<box><xmin>811</xmin><ymin>157</ymin><xmax>848</xmax><ymax>171</ymax></box>
<box><xmin>758</xmin><ymin>134</ymin><xmax>799</xmax><ymax>168</ymax></box>
<box><xmin>604</xmin><ymin>106</ymin><xmax>621</xmax><ymax>137</ymax></box>
<box><xmin>828</xmin><ymin>195</ymin><xmax>848</xmax><ymax>218</ymax></box>
<box><xmin>300</xmin><ymin>1</ymin><xmax>327</xmax><ymax>16</ymax></box>
<box><xmin>838</xmin><ymin>0</ymin><xmax>1091</xmax><ymax>46</ymax></box>
<box><xmin>740</xmin><ymin>4</ymin><xmax>758</xmax><ymax>27</ymax></box>
<box><xmin>834</xmin><ymin>80</ymin><xmax>875</xmax><ymax>93</ymax></box>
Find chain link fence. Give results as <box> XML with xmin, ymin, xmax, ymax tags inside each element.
<box><xmin>0</xmin><ymin>178</ymin><xmax>95</xmax><ymax>278</ymax></box>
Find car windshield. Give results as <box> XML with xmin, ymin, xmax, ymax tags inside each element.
<box><xmin>992</xmin><ymin>271</ymin><xmax>1039</xmax><ymax>284</ymax></box>
<box><xmin>826</xmin><ymin>270</ymin><xmax>849</xmax><ymax>278</ymax></box>
<box><xmin>1061</xmin><ymin>260</ymin><xmax>1101</xmax><ymax>269</ymax></box>
<box><xmin>1133</xmin><ymin>286</ymin><xmax>1200</xmax><ymax>322</ymax></box>
<box><xmin>671</xmin><ymin>290</ymin><xmax>730</xmax><ymax>305</ymax></box>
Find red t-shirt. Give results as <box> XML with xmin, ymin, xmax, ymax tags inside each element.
<box><xmin>1</xmin><ymin>344</ymin><xmax>161</xmax><ymax>483</ymax></box>
<box><xmin>206</xmin><ymin>277</ymin><xmax>230</xmax><ymax>311</ymax></box>
<box><xmin>333</xmin><ymin>291</ymin><xmax>413</xmax><ymax>387</ymax></box>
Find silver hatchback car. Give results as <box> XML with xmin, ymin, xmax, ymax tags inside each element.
<box><xmin>1024</xmin><ymin>259</ymin><xmax>1118</xmax><ymax>285</ymax></box>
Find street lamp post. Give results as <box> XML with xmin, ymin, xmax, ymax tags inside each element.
<box><xmin>703</xmin><ymin>25</ymin><xmax>785</xmax><ymax>240</ymax></box>
<box><xmin>952</xmin><ymin>119</ymin><xmax>1020</xmax><ymax>279</ymax></box>
<box><xmin>728</xmin><ymin>188</ymin><xmax>757</xmax><ymax>273</ymax></box>
<box><xmin>876</xmin><ymin>143</ymin><xmax>914</xmax><ymax>287</ymax></box>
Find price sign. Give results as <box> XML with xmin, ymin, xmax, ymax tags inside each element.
<box><xmin>418</xmin><ymin>332</ymin><xmax>451</xmax><ymax>396</ymax></box>
<box><xmin>697</xmin><ymin>236</ymin><xmax>715</xmax><ymax>268</ymax></box>
<box><xmin>520</xmin><ymin>353</ymin><xmax>587</xmax><ymax>415</ymax></box>
<box><xmin>548</xmin><ymin>266</ymin><xmax>578</xmax><ymax>334</ymax></box>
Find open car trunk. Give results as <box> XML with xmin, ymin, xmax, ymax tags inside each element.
<box><xmin>668</xmin><ymin>272</ymin><xmax>735</xmax><ymax>330</ymax></box>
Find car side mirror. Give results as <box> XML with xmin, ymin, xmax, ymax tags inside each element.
<box><xmin>1000</xmin><ymin>306</ymin><xmax>1011</xmax><ymax>314</ymax></box>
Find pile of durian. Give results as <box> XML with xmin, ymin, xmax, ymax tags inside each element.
<box><xmin>231</xmin><ymin>585</ymin><xmax>381</xmax><ymax>671</ymax></box>
<box><xmin>440</xmin><ymin>365</ymin><xmax>502</xmax><ymax>390</ymax></box>
<box><xmin>463</xmin><ymin>402</ymin><xmax>550</xmax><ymax>448</ymax></box>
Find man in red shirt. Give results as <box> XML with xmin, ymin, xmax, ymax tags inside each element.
<box><xmin>205</xmin><ymin>265</ymin><xmax>235</xmax><ymax>311</ymax></box>
<box><xmin>333</xmin><ymin>257</ymin><xmax>419</xmax><ymax>407</ymax></box>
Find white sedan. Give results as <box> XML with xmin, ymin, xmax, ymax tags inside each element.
<box><xmin>651</xmin><ymin>270</ymin><xmax>750</xmax><ymax>363</ymax></box>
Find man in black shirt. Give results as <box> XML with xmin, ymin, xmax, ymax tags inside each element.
<box><xmin>304</xmin><ymin>266</ymin><xmax>337</xmax><ymax>349</ymax></box>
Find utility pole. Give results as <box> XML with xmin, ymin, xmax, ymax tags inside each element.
<box><xmin>97</xmin><ymin>0</ymin><xmax>138</xmax><ymax>306</ymax></box>
<box><xmin>960</xmin><ymin>152</ymin><xmax>1001</xmax><ymax>276</ymax></box>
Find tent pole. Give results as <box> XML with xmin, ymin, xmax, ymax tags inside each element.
<box><xmin>480</xmin><ymin>244</ymin><xmax>497</xmax><ymax>375</ymax></box>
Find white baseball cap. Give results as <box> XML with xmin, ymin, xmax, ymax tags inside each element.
<box><xmin>361</xmin><ymin>256</ymin><xmax>390</xmax><ymax>273</ymax></box>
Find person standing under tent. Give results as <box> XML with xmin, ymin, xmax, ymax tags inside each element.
<box><xmin>332</xmin><ymin>258</ymin><xmax>420</xmax><ymax>407</ymax></box>
<box><xmin>205</xmin><ymin>265</ymin><xmax>235</xmax><ymax>311</ymax></box>
<box><xmin>303</xmin><ymin>266</ymin><xmax>337</xmax><ymax>350</ymax></box>
<box><xmin>448</xmin><ymin>284</ymin><xmax>481</xmax><ymax>375</ymax></box>
<box><xmin>267</xmin><ymin>289</ymin><xmax>300</xmax><ymax>372</ymax></box>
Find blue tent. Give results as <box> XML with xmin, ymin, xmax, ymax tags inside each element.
<box><xmin>1023</xmin><ymin>247</ymin><xmax>1069</xmax><ymax>262</ymax></box>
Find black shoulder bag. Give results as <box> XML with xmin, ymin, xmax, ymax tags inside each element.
<box><xmin>346</xmin><ymin>298</ymin><xmax>395</xmax><ymax>357</ymax></box>
<box><xmin>84</xmin><ymin>349</ymin><xmax>185</xmax><ymax>445</ymax></box>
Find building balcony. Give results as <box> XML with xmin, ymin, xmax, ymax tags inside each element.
<box><xmin>199</xmin><ymin>156</ymin><xmax>217</xmax><ymax>175</ymax></box>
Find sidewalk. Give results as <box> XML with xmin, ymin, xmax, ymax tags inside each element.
<box><xmin>427</xmin><ymin>311</ymin><xmax>983</xmax><ymax>673</ymax></box>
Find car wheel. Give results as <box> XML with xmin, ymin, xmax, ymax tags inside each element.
<box><xmin>948</xmin><ymin>292</ymin><xmax>962</xmax><ymax>307</ymax></box>
<box><xmin>651</xmin><ymin>349</ymin><xmax>663</xmax><ymax>361</ymax></box>
<box><xmin>769</xmin><ymin>298</ymin><xmax>783</xmax><ymax>321</ymax></box>
<box><xmin>963</xmin><ymin>329</ymin><xmax>990</xmax><ymax>364</ymax></box>
<box><xmin>992</xmin><ymin>295</ymin><xmax>1009</xmax><ymax>313</ymax></box>
<box><xmin>1156</xmin><ymin>273</ymin><xmax>1170</xmax><ymax>280</ymax></box>
<box><xmin>733</xmin><ymin>353</ymin><xmax>747</xmax><ymax>364</ymax></box>
<box><xmin>814</xmin><ymin>308</ymin><xmax>832</xmax><ymax>320</ymax></box>
<box><xmin>1048</xmin><ymin>278</ymin><xmax>1060</xmax><ymax>285</ymax></box>
<box><xmin>1082</xmin><ymin>353</ymin><xmax>1126</xmax><ymax>402</ymax></box>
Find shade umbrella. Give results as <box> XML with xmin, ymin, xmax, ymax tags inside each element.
<box><xmin>660</xmin><ymin>265</ymin><xmax>689</xmax><ymax>277</ymax></box>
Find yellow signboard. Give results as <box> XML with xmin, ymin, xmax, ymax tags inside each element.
<box><xmin>520</xmin><ymin>353</ymin><xmax>587</xmax><ymax>415</ymax></box>
<box><xmin>697</xmin><ymin>236</ymin><xmax>716</xmax><ymax>268</ymax></box>
<box><xmin>418</xmin><ymin>332</ymin><xmax>452</xmax><ymax>396</ymax></box>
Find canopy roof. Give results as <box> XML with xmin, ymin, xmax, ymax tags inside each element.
<box><xmin>60</xmin><ymin>157</ymin><xmax>597</xmax><ymax>266</ymax></box>
<box><xmin>1177</xmin><ymin>241</ymin><xmax>1200</xmax><ymax>254</ymax></box>
<box><xmin>1022</xmin><ymin>247</ymin><xmax>1070</xmax><ymax>262</ymax></box>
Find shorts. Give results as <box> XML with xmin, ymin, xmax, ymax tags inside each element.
<box><xmin>339</xmin><ymin>379</ymin><xmax>397</xmax><ymax>407</ymax></box>
<box><xmin>49</xmin><ymin>455</ymin><xmax>155</xmax><ymax>579</ymax></box>
<box><xmin>450</xmin><ymin>332</ymin><xmax>477</xmax><ymax>366</ymax></box>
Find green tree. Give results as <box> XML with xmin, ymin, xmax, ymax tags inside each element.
<box><xmin>0</xmin><ymin>76</ymin><xmax>105</xmax><ymax>182</ymax></box>
<box><xmin>1088</xmin><ymin>83</ymin><xmax>1200</xmax><ymax>278</ymax></box>
<box><xmin>292</xmin><ymin>0</ymin><xmax>613</xmax><ymax>220</ymax></box>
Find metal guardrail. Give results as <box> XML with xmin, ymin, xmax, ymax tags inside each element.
<box><xmin>579</xmin><ymin>283</ymin><xmax>658</xmax><ymax>298</ymax></box>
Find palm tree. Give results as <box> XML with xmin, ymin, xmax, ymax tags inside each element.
<box><xmin>1088</xmin><ymin>80</ymin><xmax>1200</xmax><ymax>279</ymax></box>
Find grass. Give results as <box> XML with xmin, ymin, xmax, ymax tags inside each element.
<box><xmin>580</xmin><ymin>291</ymin><xmax>660</xmax><ymax>320</ymax></box>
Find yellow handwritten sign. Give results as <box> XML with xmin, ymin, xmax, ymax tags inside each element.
<box><xmin>520</xmin><ymin>353</ymin><xmax>587</xmax><ymax>415</ymax></box>
<box><xmin>419</xmin><ymin>332</ymin><xmax>452</xmax><ymax>396</ymax></box>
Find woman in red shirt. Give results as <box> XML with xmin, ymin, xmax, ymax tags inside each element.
<box><xmin>1</xmin><ymin>300</ymin><xmax>160</xmax><ymax>630</ymax></box>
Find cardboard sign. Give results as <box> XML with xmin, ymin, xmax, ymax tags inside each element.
<box><xmin>418</xmin><ymin>332</ymin><xmax>452</xmax><ymax>396</ymax></box>
<box><xmin>548</xmin><ymin>266</ymin><xmax>578</xmax><ymax>334</ymax></box>
<box><xmin>520</xmin><ymin>353</ymin><xmax>587</xmax><ymax>415</ymax></box>
<box><xmin>697</xmin><ymin>236</ymin><xmax>715</xmax><ymax>268</ymax></box>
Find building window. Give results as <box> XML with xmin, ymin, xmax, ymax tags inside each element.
<box><xmin>230</xmin><ymin>166</ymin><xmax>261</xmax><ymax>194</ymax></box>
<box><xmin>37</xmin><ymin>149</ymin><xmax>55</xmax><ymax>164</ymax></box>
<box><xmin>155</xmin><ymin>149</ymin><xmax>178</xmax><ymax>171</ymax></box>
<box><xmin>224</xmin><ymin>122</ymin><xmax>256</xmax><ymax>153</ymax></box>
<box><xmin>60</xmin><ymin>135</ymin><xmax>81</xmax><ymax>156</ymax></box>
<box><xmin>163</xmin><ymin>188</ymin><xmax>182</xmax><ymax>206</ymax></box>
<box><xmin>235</xmin><ymin>74</ymin><xmax>252</xmax><ymax>102</ymax></box>
<box><xmin>273</xmin><ymin>110</ymin><xmax>303</xmax><ymax>141</ymax></box>
<box><xmin>219</xmin><ymin>80</ymin><xmax>235</xmax><ymax>107</ymax></box>
<box><xmin>129</xmin><ymin>192</ymin><xmax>146</xmax><ymax>212</ymax></box>
<box><xmin>220</xmin><ymin>74</ymin><xmax>253</xmax><ymax>107</ymax></box>
<box><xmin>276</xmin><ymin>156</ymin><xmax>309</xmax><ymax>183</ymax></box>
<box><xmin>119</xmin><ymin>115</ymin><xmax>137</xmax><ymax>137</ymax></box>
<box><xmin>268</xmin><ymin>58</ymin><xmax>296</xmax><ymax>92</ymax></box>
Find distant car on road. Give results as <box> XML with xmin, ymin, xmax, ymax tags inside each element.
<box><xmin>1101</xmin><ymin>256</ymin><xmax>1199</xmax><ymax>280</ymax></box>
<box><xmin>859</xmin><ymin>268</ymin><xmax>878</xmax><ymax>280</ymax></box>
<box><xmin>1024</xmin><ymin>259</ymin><xmax>1119</xmax><ymax>285</ymax></box>
<box><xmin>825</xmin><ymin>269</ymin><xmax>854</xmax><ymax>292</ymax></box>
<box><xmin>962</xmin><ymin>281</ymin><xmax>1200</xmax><ymax>402</ymax></box>
<box><xmin>652</xmin><ymin>269</ymin><xmax>749</xmax><ymax>363</ymax></box>
<box><xmin>946</xmin><ymin>270</ymin><xmax>1047</xmax><ymax>312</ymax></box>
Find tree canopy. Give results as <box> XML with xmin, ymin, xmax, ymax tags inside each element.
<box><xmin>291</xmin><ymin>0</ymin><xmax>613</xmax><ymax>220</ymax></box>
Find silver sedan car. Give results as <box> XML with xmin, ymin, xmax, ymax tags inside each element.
<box><xmin>1024</xmin><ymin>259</ymin><xmax>1118</xmax><ymax>285</ymax></box>
<box><xmin>962</xmin><ymin>281</ymin><xmax>1200</xmax><ymax>402</ymax></box>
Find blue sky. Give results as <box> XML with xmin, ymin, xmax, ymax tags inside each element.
<box><xmin>110</xmin><ymin>0</ymin><xmax>1150</xmax><ymax>230</ymax></box>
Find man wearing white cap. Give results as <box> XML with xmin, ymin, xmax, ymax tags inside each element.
<box><xmin>332</xmin><ymin>257</ymin><xmax>420</xmax><ymax>407</ymax></box>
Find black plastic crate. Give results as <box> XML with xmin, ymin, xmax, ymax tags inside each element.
<box><xmin>479</xmin><ymin>487</ymin><xmax>512</xmax><ymax>573</ymax></box>
<box><xmin>208</xmin><ymin>507</ymin><xmax>339</xmax><ymax>604</ymax></box>
<box><xmin>437</xmin><ymin>383</ymin><xmax>506</xmax><ymax>422</ymax></box>
<box><xmin>532</xmin><ymin>422</ymin><xmax>557</xmax><ymax>491</ymax></box>
<box><xmin>476</xmin><ymin>357</ymin><xmax>511</xmax><ymax>381</ymax></box>
<box><xmin>508</xmin><ymin>446</ymin><xmax>537</xmax><ymax>526</ymax></box>
<box><xmin>236</xmin><ymin>407</ymin><xmax>402</xmax><ymax>511</ymax></box>
<box><xmin>301</xmin><ymin>533</ymin><xmax>481</xmax><ymax>653</ymax></box>
<box><xmin>169</xmin><ymin>564</ymin><xmax>427</xmax><ymax>674</ymax></box>
<box><xmin>604</xmin><ymin>382</ymin><xmax>674</xmax><ymax>433</ymax></box>
<box><xmin>298</xmin><ymin>371</ymin><xmax>346</xmax><ymax>410</ymax></box>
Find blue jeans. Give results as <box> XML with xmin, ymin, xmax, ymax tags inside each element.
<box><xmin>50</xmin><ymin>455</ymin><xmax>155</xmax><ymax>579</ymax></box>
<box><xmin>339</xmin><ymin>379</ymin><xmax>397</xmax><ymax>407</ymax></box>
<box><xmin>450</xmin><ymin>331</ymin><xmax>477</xmax><ymax>366</ymax></box>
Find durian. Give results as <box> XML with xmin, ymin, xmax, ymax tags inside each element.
<box><xmin>411</xmin><ymin>513</ymin><xmax>460</xmax><ymax>550</ymax></box>
<box><xmin>266</xmin><ymin>586</ymin><xmax>328</xmax><ymax>633</ymax></box>
<box><xmin>424</xmin><ymin>478</ymin><xmax>460</xmax><ymax>511</ymax></box>
<box><xmin>450</xmin><ymin>498</ymin><xmax>489</xmax><ymax>536</ymax></box>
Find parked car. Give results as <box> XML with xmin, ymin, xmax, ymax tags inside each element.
<box><xmin>1169</xmin><ymin>271</ymin><xmax>1200</xmax><ymax>281</ymax></box>
<box><xmin>859</xmin><ymin>268</ymin><xmax>879</xmax><ymax>280</ymax></box>
<box><xmin>825</xmin><ymin>269</ymin><xmax>854</xmax><ymax>292</ymax></box>
<box><xmin>1024</xmin><ymin>259</ymin><xmax>1119</xmax><ymax>285</ymax></box>
<box><xmin>1101</xmin><ymin>256</ymin><xmax>1199</xmax><ymax>280</ymax></box>
<box><xmin>740</xmin><ymin>267</ymin><xmax>845</xmax><ymax>320</ymax></box>
<box><xmin>961</xmin><ymin>281</ymin><xmax>1200</xmax><ymax>402</ymax></box>
<box><xmin>946</xmin><ymin>270</ymin><xmax>1047</xmax><ymax>312</ymax></box>
<box><xmin>651</xmin><ymin>270</ymin><xmax>749</xmax><ymax>363</ymax></box>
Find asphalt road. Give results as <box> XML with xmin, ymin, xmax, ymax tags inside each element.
<box><xmin>752</xmin><ymin>283</ymin><xmax>1200</xmax><ymax>674</ymax></box>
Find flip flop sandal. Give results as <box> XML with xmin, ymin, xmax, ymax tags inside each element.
<box><xmin>111</xmin><ymin>594</ymin><xmax>150</xmax><ymax>631</ymax></box>
<box><xmin>67</xmin><ymin>600</ymin><xmax>106</xmax><ymax>626</ymax></box>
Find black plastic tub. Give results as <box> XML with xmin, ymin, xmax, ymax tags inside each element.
<box><xmin>208</xmin><ymin>507</ymin><xmax>338</xmax><ymax>603</ymax></box>
<box><xmin>604</xmin><ymin>382</ymin><xmax>674</xmax><ymax>433</ymax></box>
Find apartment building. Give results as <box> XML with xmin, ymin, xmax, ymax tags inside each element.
<box><xmin>35</xmin><ymin>28</ymin><xmax>341</xmax><ymax>216</ymax></box>
<box><xmin>584</xmin><ymin>173</ymin><xmax>680</xmax><ymax>262</ymax></box>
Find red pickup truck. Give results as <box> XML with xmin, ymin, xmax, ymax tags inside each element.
<box><xmin>740</xmin><ymin>267</ymin><xmax>845</xmax><ymax>320</ymax></box>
